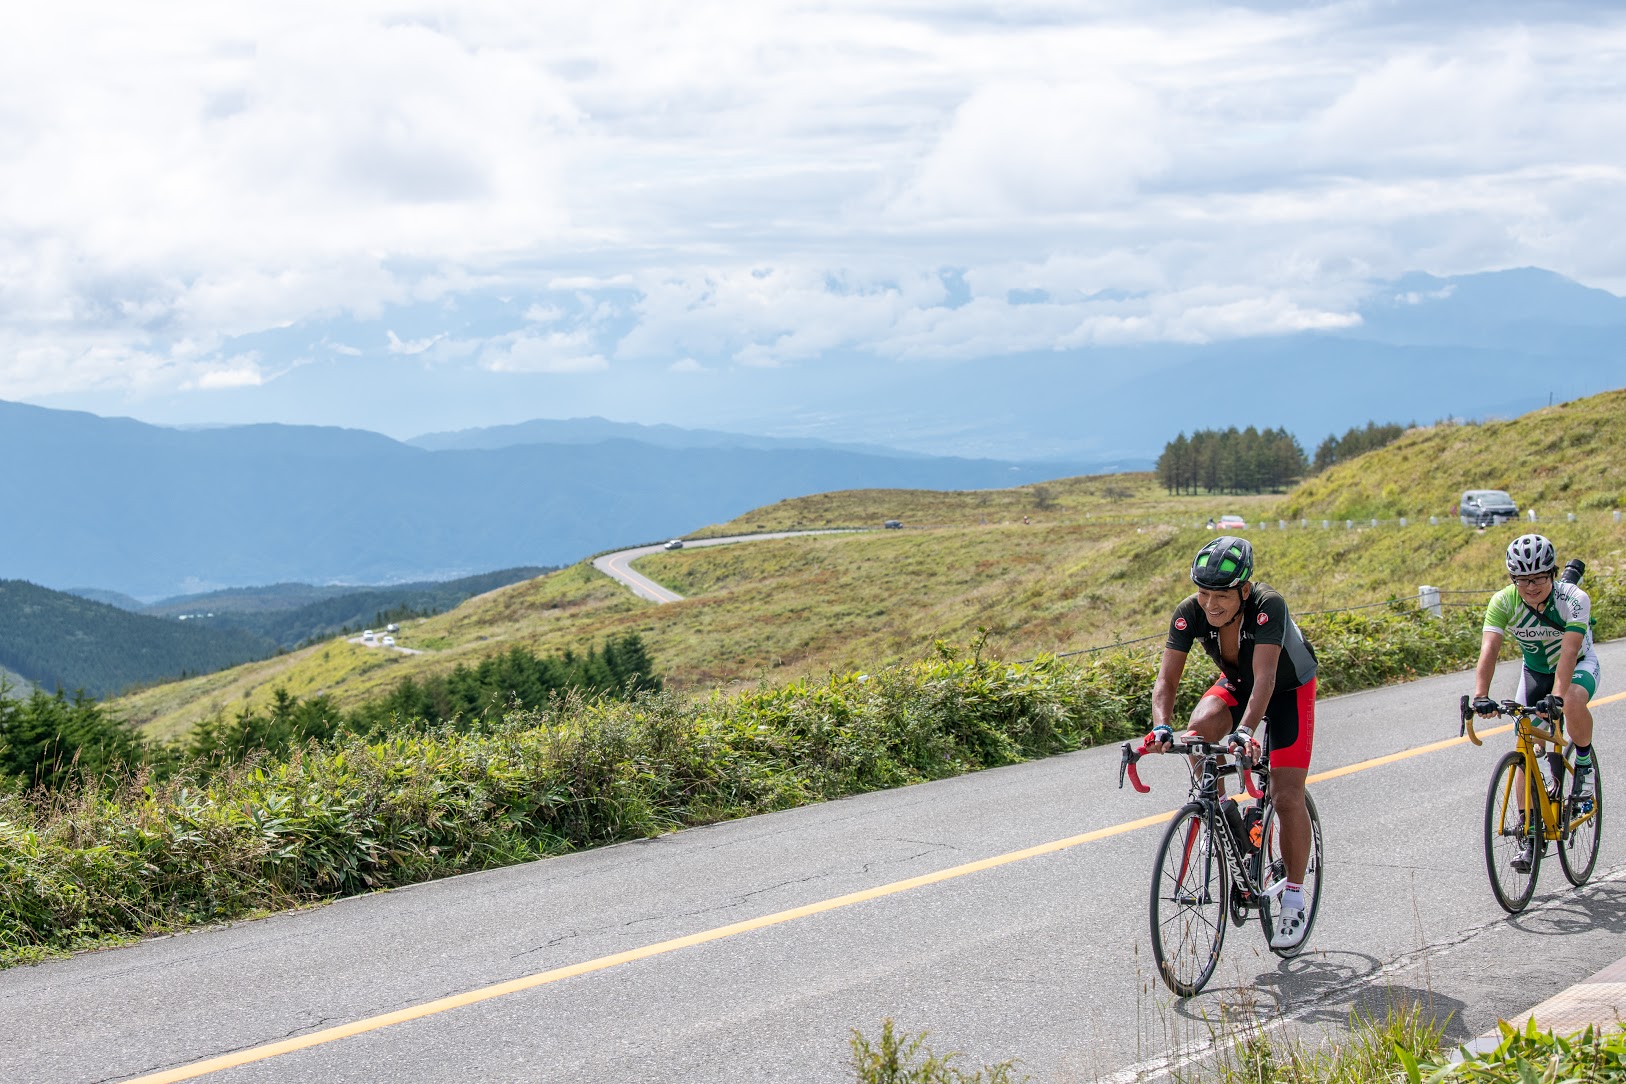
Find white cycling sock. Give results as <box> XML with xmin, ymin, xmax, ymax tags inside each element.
<box><xmin>1281</xmin><ymin>884</ymin><xmax>1304</xmax><ymax>912</ymax></box>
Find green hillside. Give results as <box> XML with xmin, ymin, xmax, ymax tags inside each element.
<box><xmin>0</xmin><ymin>580</ymin><xmax>275</xmax><ymax>698</ymax></box>
<box><xmin>1280</xmin><ymin>388</ymin><xmax>1626</xmax><ymax>520</ymax></box>
<box><xmin>110</xmin><ymin>389</ymin><xmax>1626</xmax><ymax>740</ymax></box>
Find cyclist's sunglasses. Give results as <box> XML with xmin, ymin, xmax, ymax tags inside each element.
<box><xmin>1509</xmin><ymin>574</ymin><xmax>1551</xmax><ymax>589</ymax></box>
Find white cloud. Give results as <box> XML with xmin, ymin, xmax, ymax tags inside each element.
<box><xmin>386</xmin><ymin>330</ymin><xmax>444</xmax><ymax>355</ymax></box>
<box><xmin>895</xmin><ymin>76</ymin><xmax>1170</xmax><ymax>218</ymax></box>
<box><xmin>189</xmin><ymin>357</ymin><xmax>267</xmax><ymax>390</ymax></box>
<box><xmin>4</xmin><ymin>2</ymin><xmax>1626</xmax><ymax>406</ymax></box>
<box><xmin>669</xmin><ymin>357</ymin><xmax>707</xmax><ymax>372</ymax></box>
<box><xmin>482</xmin><ymin>329</ymin><xmax>609</xmax><ymax>373</ymax></box>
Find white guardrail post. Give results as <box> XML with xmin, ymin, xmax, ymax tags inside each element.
<box><xmin>1418</xmin><ymin>585</ymin><xmax>1442</xmax><ymax>617</ymax></box>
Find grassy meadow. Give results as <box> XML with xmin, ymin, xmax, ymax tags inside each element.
<box><xmin>111</xmin><ymin>390</ymin><xmax>1626</xmax><ymax>742</ymax></box>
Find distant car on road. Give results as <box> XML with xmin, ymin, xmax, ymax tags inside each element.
<box><xmin>664</xmin><ymin>539</ymin><xmax>685</xmax><ymax>550</ymax></box>
<box><xmin>1215</xmin><ymin>514</ymin><xmax>1247</xmax><ymax>530</ymax></box>
<box><xmin>385</xmin><ymin>623</ymin><xmax>399</xmax><ymax>633</ymax></box>
<box><xmin>883</xmin><ymin>520</ymin><xmax>903</xmax><ymax>529</ymax></box>
<box><xmin>382</xmin><ymin>635</ymin><xmax>396</xmax><ymax>646</ymax></box>
<box><xmin>1459</xmin><ymin>489</ymin><xmax>1519</xmax><ymax>527</ymax></box>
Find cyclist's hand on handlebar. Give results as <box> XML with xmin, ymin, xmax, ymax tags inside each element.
<box><xmin>1472</xmin><ymin>696</ymin><xmax>1499</xmax><ymax>717</ymax></box>
<box><xmin>1227</xmin><ymin>726</ymin><xmax>1260</xmax><ymax>759</ymax></box>
<box><xmin>1147</xmin><ymin>724</ymin><xmax>1175</xmax><ymax>753</ymax></box>
<box><xmin>1537</xmin><ymin>694</ymin><xmax>1563</xmax><ymax>718</ymax></box>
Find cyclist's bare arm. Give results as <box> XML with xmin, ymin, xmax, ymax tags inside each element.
<box><xmin>1553</xmin><ymin>630</ymin><xmax>1585</xmax><ymax>700</ymax></box>
<box><xmin>1149</xmin><ymin>647</ymin><xmax>1188</xmax><ymax>750</ymax></box>
<box><xmin>1473</xmin><ymin>629</ymin><xmax>1503</xmax><ymax>699</ymax></box>
<box><xmin>1239</xmin><ymin>642</ymin><xmax>1280</xmax><ymax>733</ymax></box>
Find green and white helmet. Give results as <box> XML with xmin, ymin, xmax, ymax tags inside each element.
<box><xmin>1191</xmin><ymin>536</ymin><xmax>1254</xmax><ymax>589</ymax></box>
<box><xmin>1505</xmin><ymin>534</ymin><xmax>1556</xmax><ymax>577</ymax></box>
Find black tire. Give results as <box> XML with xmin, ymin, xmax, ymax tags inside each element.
<box><xmin>1485</xmin><ymin>750</ymin><xmax>1541</xmax><ymax>913</ymax></box>
<box><xmin>1149</xmin><ymin>803</ymin><xmax>1229</xmax><ymax>997</ymax></box>
<box><xmin>1258</xmin><ymin>791</ymin><xmax>1323</xmax><ymax>958</ymax></box>
<box><xmin>1560</xmin><ymin>750</ymin><xmax>1602</xmax><ymax>887</ymax></box>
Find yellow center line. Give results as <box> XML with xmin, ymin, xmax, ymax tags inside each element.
<box><xmin>122</xmin><ymin>693</ymin><xmax>1623</xmax><ymax>1083</ymax></box>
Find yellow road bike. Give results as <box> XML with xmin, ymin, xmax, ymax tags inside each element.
<box><xmin>1460</xmin><ymin>696</ymin><xmax>1603</xmax><ymax>913</ymax></box>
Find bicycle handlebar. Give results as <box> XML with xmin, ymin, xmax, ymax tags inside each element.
<box><xmin>1460</xmin><ymin>694</ymin><xmax>1565</xmax><ymax>747</ymax></box>
<box><xmin>1459</xmin><ymin>694</ymin><xmax>1482</xmax><ymax>746</ymax></box>
<box><xmin>1118</xmin><ymin>732</ymin><xmax>1264</xmax><ymax>799</ymax></box>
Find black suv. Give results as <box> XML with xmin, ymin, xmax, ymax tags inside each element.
<box><xmin>1459</xmin><ymin>489</ymin><xmax>1519</xmax><ymax>527</ymax></box>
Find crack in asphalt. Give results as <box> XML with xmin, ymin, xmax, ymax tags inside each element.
<box><xmin>89</xmin><ymin>1012</ymin><xmax>341</xmax><ymax>1084</ymax></box>
<box><xmin>1103</xmin><ymin>861</ymin><xmax>1626</xmax><ymax>1084</ymax></box>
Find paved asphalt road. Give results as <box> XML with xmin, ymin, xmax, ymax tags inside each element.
<box><xmin>591</xmin><ymin>531</ymin><xmax>860</xmax><ymax>603</ymax></box>
<box><xmin>5</xmin><ymin>642</ymin><xmax>1625</xmax><ymax>1084</ymax></box>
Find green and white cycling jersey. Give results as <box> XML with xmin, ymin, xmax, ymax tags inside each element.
<box><xmin>1483</xmin><ymin>581</ymin><xmax>1594</xmax><ymax>674</ymax></box>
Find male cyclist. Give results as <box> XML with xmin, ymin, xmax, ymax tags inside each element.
<box><xmin>1470</xmin><ymin>534</ymin><xmax>1600</xmax><ymax>872</ymax></box>
<box><xmin>1147</xmin><ymin>536</ymin><xmax>1319</xmax><ymax>949</ymax></box>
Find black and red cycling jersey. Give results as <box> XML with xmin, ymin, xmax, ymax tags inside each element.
<box><xmin>1165</xmin><ymin>582</ymin><xmax>1317</xmax><ymax>691</ymax></box>
<box><xmin>1165</xmin><ymin>582</ymin><xmax>1319</xmax><ymax>770</ymax></box>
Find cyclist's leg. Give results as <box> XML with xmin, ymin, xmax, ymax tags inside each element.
<box><xmin>1519</xmin><ymin>667</ymin><xmax>1553</xmax><ymax>809</ymax></box>
<box><xmin>1188</xmin><ymin>678</ymin><xmax>1240</xmax><ymax>742</ymax></box>
<box><xmin>1564</xmin><ymin>658</ymin><xmax>1599</xmax><ymax>748</ymax></box>
<box><xmin>1188</xmin><ymin>680</ymin><xmax>1241</xmax><ymax>797</ymax></box>
<box><xmin>1264</xmin><ymin>679</ymin><xmax>1314</xmax><ymax>884</ymax></box>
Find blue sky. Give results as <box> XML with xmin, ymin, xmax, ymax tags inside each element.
<box><xmin>3</xmin><ymin>1</ymin><xmax>1625</xmax><ymax>444</ymax></box>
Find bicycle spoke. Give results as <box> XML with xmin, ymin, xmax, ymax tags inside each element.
<box><xmin>1485</xmin><ymin>750</ymin><xmax>1540</xmax><ymax>912</ymax></box>
<box><xmin>1150</xmin><ymin>805</ymin><xmax>1228</xmax><ymax>996</ymax></box>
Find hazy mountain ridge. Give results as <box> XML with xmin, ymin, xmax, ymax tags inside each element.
<box><xmin>407</xmin><ymin>416</ymin><xmax>928</xmax><ymax>459</ymax></box>
<box><xmin>0</xmin><ymin>400</ymin><xmax>1095</xmax><ymax>597</ymax></box>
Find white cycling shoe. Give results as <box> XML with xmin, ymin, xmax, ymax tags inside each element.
<box><xmin>1270</xmin><ymin>902</ymin><xmax>1309</xmax><ymax>950</ymax></box>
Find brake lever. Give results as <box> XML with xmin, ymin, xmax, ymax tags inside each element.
<box><xmin>1119</xmin><ymin>740</ymin><xmax>1151</xmax><ymax>793</ymax></box>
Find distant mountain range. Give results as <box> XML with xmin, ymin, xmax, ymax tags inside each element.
<box><xmin>0</xmin><ymin>400</ymin><xmax>1104</xmax><ymax>597</ymax></box>
<box><xmin>696</xmin><ymin>268</ymin><xmax>1626</xmax><ymax>462</ymax></box>
<box><xmin>407</xmin><ymin>417</ymin><xmax>925</xmax><ymax>458</ymax></box>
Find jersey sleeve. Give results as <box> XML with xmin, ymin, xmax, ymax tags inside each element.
<box><xmin>1483</xmin><ymin>585</ymin><xmax>1516</xmax><ymax>633</ymax></box>
<box><xmin>1166</xmin><ymin>597</ymin><xmax>1200</xmax><ymax>652</ymax></box>
<box><xmin>1251</xmin><ymin>591</ymin><xmax>1290</xmax><ymax>648</ymax></box>
<box><xmin>1557</xmin><ymin>584</ymin><xmax>1592</xmax><ymax>635</ymax></box>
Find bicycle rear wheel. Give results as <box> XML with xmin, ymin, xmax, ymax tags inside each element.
<box><xmin>1559</xmin><ymin>750</ymin><xmax>1602</xmax><ymax>887</ymax></box>
<box><xmin>1257</xmin><ymin>791</ymin><xmax>1323</xmax><ymax>958</ymax></box>
<box><xmin>1149</xmin><ymin>803</ymin><xmax>1229</xmax><ymax>996</ymax></box>
<box><xmin>1485</xmin><ymin>750</ymin><xmax>1540</xmax><ymax>912</ymax></box>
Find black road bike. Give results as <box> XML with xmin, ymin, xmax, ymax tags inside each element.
<box><xmin>1120</xmin><ymin>732</ymin><xmax>1324</xmax><ymax>996</ymax></box>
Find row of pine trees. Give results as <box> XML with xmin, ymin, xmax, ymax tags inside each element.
<box><xmin>1156</xmin><ymin>420</ymin><xmax>1406</xmax><ymax>494</ymax></box>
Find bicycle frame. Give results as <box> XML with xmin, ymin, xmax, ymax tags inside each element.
<box><xmin>1461</xmin><ymin>696</ymin><xmax>1597</xmax><ymax>842</ymax></box>
<box><xmin>1121</xmin><ymin>736</ymin><xmax>1270</xmax><ymax>901</ymax></box>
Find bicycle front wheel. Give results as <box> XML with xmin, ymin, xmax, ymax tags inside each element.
<box><xmin>1149</xmin><ymin>803</ymin><xmax>1229</xmax><ymax>997</ymax></box>
<box><xmin>1485</xmin><ymin>750</ymin><xmax>1540</xmax><ymax>912</ymax></box>
<box><xmin>1258</xmin><ymin>790</ymin><xmax>1323</xmax><ymax>958</ymax></box>
<box><xmin>1560</xmin><ymin>750</ymin><xmax>1602</xmax><ymax>887</ymax></box>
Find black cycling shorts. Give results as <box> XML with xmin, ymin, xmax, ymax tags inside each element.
<box><xmin>1202</xmin><ymin>676</ymin><xmax>1317</xmax><ymax>770</ymax></box>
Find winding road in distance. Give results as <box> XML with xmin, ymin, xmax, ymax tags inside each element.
<box><xmin>592</xmin><ymin>530</ymin><xmax>862</xmax><ymax>603</ymax></box>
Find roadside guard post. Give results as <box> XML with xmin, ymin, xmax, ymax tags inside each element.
<box><xmin>1419</xmin><ymin>585</ymin><xmax>1442</xmax><ymax>618</ymax></box>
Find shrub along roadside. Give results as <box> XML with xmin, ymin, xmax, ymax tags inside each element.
<box><xmin>0</xmin><ymin>597</ymin><xmax>1564</xmax><ymax>966</ymax></box>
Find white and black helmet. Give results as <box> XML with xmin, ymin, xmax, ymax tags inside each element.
<box><xmin>1505</xmin><ymin>534</ymin><xmax>1556</xmax><ymax>577</ymax></box>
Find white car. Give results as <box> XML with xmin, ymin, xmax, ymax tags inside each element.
<box><xmin>664</xmin><ymin>539</ymin><xmax>685</xmax><ymax>550</ymax></box>
<box><xmin>383</xmin><ymin>635</ymin><xmax>396</xmax><ymax>646</ymax></box>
